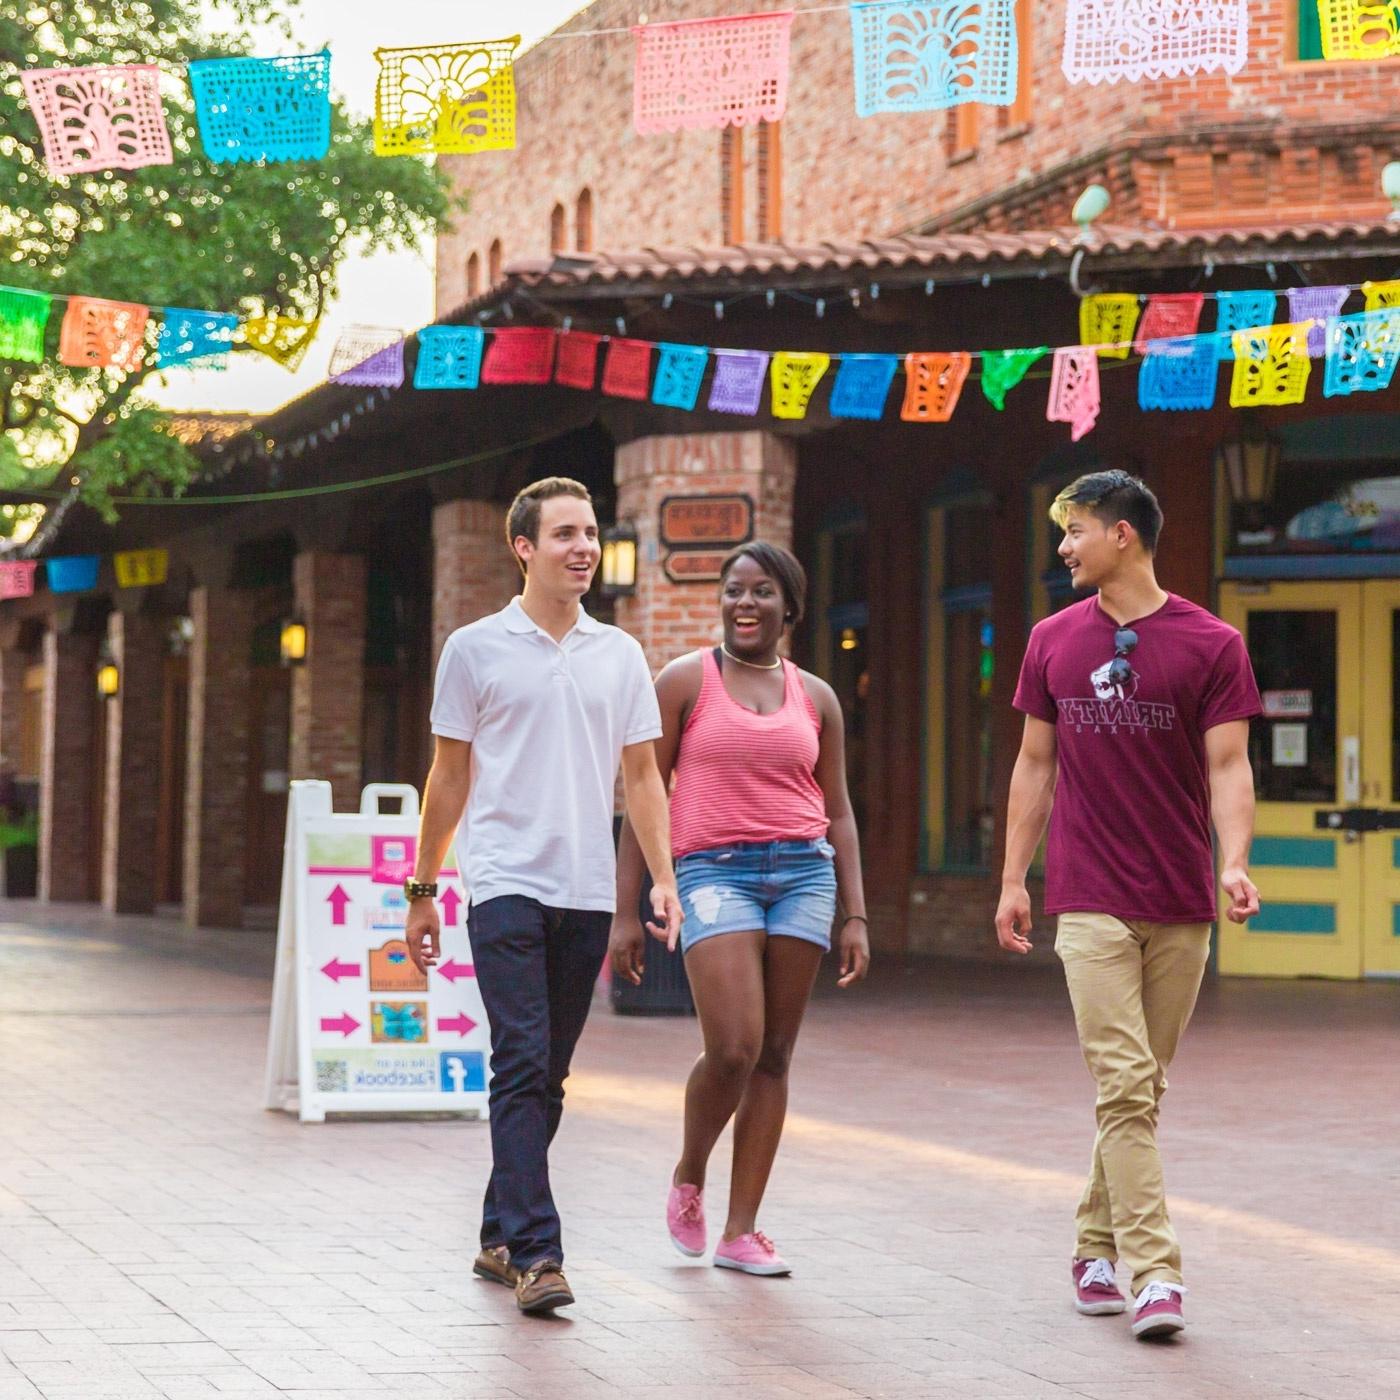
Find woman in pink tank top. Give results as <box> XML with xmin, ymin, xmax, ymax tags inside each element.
<box><xmin>613</xmin><ymin>542</ymin><xmax>868</xmax><ymax>1278</ymax></box>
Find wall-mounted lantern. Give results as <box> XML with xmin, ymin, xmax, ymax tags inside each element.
<box><xmin>279</xmin><ymin>616</ymin><xmax>308</xmax><ymax>666</ymax></box>
<box><xmin>96</xmin><ymin>661</ymin><xmax>120</xmax><ymax>699</ymax></box>
<box><xmin>1218</xmin><ymin>414</ymin><xmax>1281</xmax><ymax>506</ymax></box>
<box><xmin>600</xmin><ymin>522</ymin><xmax>638</xmax><ymax>598</ymax></box>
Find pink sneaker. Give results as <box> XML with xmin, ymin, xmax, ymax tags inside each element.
<box><xmin>1072</xmin><ymin>1257</ymin><xmax>1126</xmax><ymax>1315</ymax></box>
<box><xmin>666</xmin><ymin>1182</ymin><xmax>706</xmax><ymax>1257</ymax></box>
<box><xmin>713</xmin><ymin>1231</ymin><xmax>791</xmax><ymax>1276</ymax></box>
<box><xmin>1132</xmin><ymin>1281</ymin><xmax>1186</xmax><ymax>1339</ymax></box>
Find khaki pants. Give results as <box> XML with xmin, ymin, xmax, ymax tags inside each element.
<box><xmin>1055</xmin><ymin>912</ymin><xmax>1211</xmax><ymax>1292</ymax></box>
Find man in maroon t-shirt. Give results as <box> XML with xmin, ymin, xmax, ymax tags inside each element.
<box><xmin>996</xmin><ymin>469</ymin><xmax>1261</xmax><ymax>1342</ymax></box>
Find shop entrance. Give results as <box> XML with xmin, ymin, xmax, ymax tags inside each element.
<box><xmin>1220</xmin><ymin>580</ymin><xmax>1400</xmax><ymax>979</ymax></box>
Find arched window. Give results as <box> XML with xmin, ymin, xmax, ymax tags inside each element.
<box><xmin>575</xmin><ymin>187</ymin><xmax>594</xmax><ymax>252</ymax></box>
<box><xmin>550</xmin><ymin>203</ymin><xmax>566</xmax><ymax>253</ymax></box>
<box><xmin>488</xmin><ymin>239</ymin><xmax>503</xmax><ymax>285</ymax></box>
<box><xmin>466</xmin><ymin>251</ymin><xmax>481</xmax><ymax>297</ymax></box>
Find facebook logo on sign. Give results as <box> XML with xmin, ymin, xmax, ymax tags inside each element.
<box><xmin>439</xmin><ymin>1051</ymin><xmax>486</xmax><ymax>1093</ymax></box>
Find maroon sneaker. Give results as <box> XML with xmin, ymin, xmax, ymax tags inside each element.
<box><xmin>1132</xmin><ymin>1281</ymin><xmax>1186</xmax><ymax>1339</ymax></box>
<box><xmin>1072</xmin><ymin>1257</ymin><xmax>1126</xmax><ymax>1315</ymax></box>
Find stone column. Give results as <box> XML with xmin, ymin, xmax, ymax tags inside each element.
<box><xmin>183</xmin><ymin>586</ymin><xmax>253</xmax><ymax>928</ymax></box>
<box><xmin>101</xmin><ymin>610</ymin><xmax>164</xmax><ymax>914</ymax></box>
<box><xmin>614</xmin><ymin>431</ymin><xmax>797</xmax><ymax>671</ymax></box>
<box><xmin>290</xmin><ymin>552</ymin><xmax>366</xmax><ymax>813</ymax></box>
<box><xmin>38</xmin><ymin>626</ymin><xmax>98</xmax><ymax>903</ymax></box>
<box><xmin>432</xmin><ymin>499</ymin><xmax>519</xmax><ymax>665</ymax></box>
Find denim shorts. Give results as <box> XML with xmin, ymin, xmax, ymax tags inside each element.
<box><xmin>674</xmin><ymin>839</ymin><xmax>838</xmax><ymax>955</ymax></box>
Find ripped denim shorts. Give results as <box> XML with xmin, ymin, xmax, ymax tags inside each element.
<box><xmin>674</xmin><ymin>838</ymin><xmax>837</xmax><ymax>955</ymax></box>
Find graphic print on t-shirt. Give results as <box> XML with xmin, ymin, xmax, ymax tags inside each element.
<box><xmin>1057</xmin><ymin>658</ymin><xmax>1176</xmax><ymax>736</ymax></box>
<box><xmin>1011</xmin><ymin>593</ymin><xmax>1263</xmax><ymax>922</ymax></box>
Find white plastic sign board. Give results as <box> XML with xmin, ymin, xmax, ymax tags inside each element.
<box><xmin>265</xmin><ymin>780</ymin><xmax>489</xmax><ymax>1123</ymax></box>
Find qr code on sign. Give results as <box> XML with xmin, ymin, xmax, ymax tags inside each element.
<box><xmin>316</xmin><ymin>1060</ymin><xmax>347</xmax><ymax>1093</ymax></box>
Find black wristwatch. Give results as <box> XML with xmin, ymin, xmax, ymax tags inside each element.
<box><xmin>403</xmin><ymin>879</ymin><xmax>438</xmax><ymax>901</ymax></box>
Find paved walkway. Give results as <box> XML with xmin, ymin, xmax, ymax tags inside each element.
<box><xmin>0</xmin><ymin>899</ymin><xmax>1397</xmax><ymax>1399</ymax></box>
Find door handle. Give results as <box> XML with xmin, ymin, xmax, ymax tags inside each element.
<box><xmin>1343</xmin><ymin>737</ymin><xmax>1361</xmax><ymax>805</ymax></box>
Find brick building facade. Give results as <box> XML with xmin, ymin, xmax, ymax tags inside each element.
<box><xmin>436</xmin><ymin>1</ymin><xmax>1400</xmax><ymax>313</ymax></box>
<box><xmin>7</xmin><ymin>3</ymin><xmax>1400</xmax><ymax>979</ymax></box>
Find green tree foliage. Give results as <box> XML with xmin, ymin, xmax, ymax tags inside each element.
<box><xmin>0</xmin><ymin>1</ymin><xmax>457</xmax><ymax>532</ymax></box>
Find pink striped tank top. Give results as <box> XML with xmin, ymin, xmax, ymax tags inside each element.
<box><xmin>669</xmin><ymin>648</ymin><xmax>829</xmax><ymax>860</ymax></box>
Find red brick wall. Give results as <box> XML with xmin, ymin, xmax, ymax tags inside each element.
<box><xmin>615</xmin><ymin>431</ymin><xmax>796</xmax><ymax>673</ymax></box>
<box><xmin>290</xmin><ymin>553</ymin><xmax>366</xmax><ymax>813</ymax></box>
<box><xmin>0</xmin><ymin>646</ymin><xmax>24</xmax><ymax>778</ymax></box>
<box><xmin>38</xmin><ymin>629</ymin><xmax>97</xmax><ymax>904</ymax></box>
<box><xmin>101</xmin><ymin>611</ymin><xmax>164</xmax><ymax>915</ymax></box>
<box><xmin>184</xmin><ymin>586</ymin><xmax>252</xmax><ymax>929</ymax></box>
<box><xmin>431</xmin><ymin>500</ymin><xmax>521</xmax><ymax>666</ymax></box>
<box><xmin>435</xmin><ymin>2</ymin><xmax>1400</xmax><ymax>315</ymax></box>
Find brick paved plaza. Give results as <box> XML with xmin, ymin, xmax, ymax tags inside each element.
<box><xmin>0</xmin><ymin>899</ymin><xmax>1396</xmax><ymax>1399</ymax></box>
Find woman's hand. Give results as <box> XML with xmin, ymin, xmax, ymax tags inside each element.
<box><xmin>608</xmin><ymin>912</ymin><xmax>647</xmax><ymax>986</ymax></box>
<box><xmin>837</xmin><ymin>916</ymin><xmax>870</xmax><ymax>988</ymax></box>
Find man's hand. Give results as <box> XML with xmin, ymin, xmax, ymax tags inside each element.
<box><xmin>609</xmin><ymin>912</ymin><xmax>646</xmax><ymax>986</ymax></box>
<box><xmin>405</xmin><ymin>897</ymin><xmax>442</xmax><ymax>973</ymax></box>
<box><xmin>995</xmin><ymin>881</ymin><xmax>1034</xmax><ymax>954</ymax></box>
<box><xmin>837</xmin><ymin>917</ymin><xmax>870</xmax><ymax>989</ymax></box>
<box><xmin>1220</xmin><ymin>864</ymin><xmax>1260</xmax><ymax>924</ymax></box>
<box><xmin>647</xmin><ymin>882</ymin><xmax>683</xmax><ymax>952</ymax></box>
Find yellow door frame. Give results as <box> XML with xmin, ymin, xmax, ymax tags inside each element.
<box><xmin>1218</xmin><ymin>581</ymin><xmax>1365</xmax><ymax>979</ymax></box>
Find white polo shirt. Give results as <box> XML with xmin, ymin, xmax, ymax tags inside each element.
<box><xmin>430</xmin><ymin>597</ymin><xmax>661</xmax><ymax>912</ymax></box>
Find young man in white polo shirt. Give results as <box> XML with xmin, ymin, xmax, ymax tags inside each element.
<box><xmin>405</xmin><ymin>476</ymin><xmax>680</xmax><ymax>1315</ymax></box>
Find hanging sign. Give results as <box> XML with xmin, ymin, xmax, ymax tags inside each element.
<box><xmin>659</xmin><ymin>493</ymin><xmax>754</xmax><ymax>548</ymax></box>
<box><xmin>1261</xmin><ymin>689</ymin><xmax>1313</xmax><ymax>719</ymax></box>
<box><xmin>664</xmin><ymin>550</ymin><xmax>729</xmax><ymax>584</ymax></box>
<box><xmin>265</xmin><ymin>781</ymin><xmax>489</xmax><ymax>1123</ymax></box>
<box><xmin>113</xmin><ymin>548</ymin><xmax>169</xmax><ymax>589</ymax></box>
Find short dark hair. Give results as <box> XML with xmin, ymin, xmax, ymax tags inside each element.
<box><xmin>1050</xmin><ymin>469</ymin><xmax>1163</xmax><ymax>553</ymax></box>
<box><xmin>506</xmin><ymin>477</ymin><xmax>592</xmax><ymax>572</ymax></box>
<box><xmin>719</xmin><ymin>541</ymin><xmax>807</xmax><ymax>626</ymax></box>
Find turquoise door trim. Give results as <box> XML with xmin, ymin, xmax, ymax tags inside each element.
<box><xmin>1251</xmin><ymin>836</ymin><xmax>1337</xmax><ymax>869</ymax></box>
<box><xmin>1252</xmin><ymin>902</ymin><xmax>1338</xmax><ymax>935</ymax></box>
<box><xmin>1392</xmin><ymin>905</ymin><xmax>1400</xmax><ymax>938</ymax></box>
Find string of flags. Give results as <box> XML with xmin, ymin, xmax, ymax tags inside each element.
<box><xmin>405</xmin><ymin>290</ymin><xmax>1400</xmax><ymax>447</ymax></box>
<box><xmin>5</xmin><ymin>277</ymin><xmax>1400</xmax><ymax>448</ymax></box>
<box><xmin>15</xmin><ymin>3</ymin><xmax>1388</xmax><ymax>177</ymax></box>
<box><xmin>0</xmin><ymin>548</ymin><xmax>168</xmax><ymax>602</ymax></box>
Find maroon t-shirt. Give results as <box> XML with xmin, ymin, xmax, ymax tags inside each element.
<box><xmin>1012</xmin><ymin>593</ymin><xmax>1262</xmax><ymax>924</ymax></box>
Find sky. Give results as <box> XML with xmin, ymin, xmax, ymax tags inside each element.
<box><xmin>148</xmin><ymin>0</ymin><xmax>588</xmax><ymax>415</ymax></box>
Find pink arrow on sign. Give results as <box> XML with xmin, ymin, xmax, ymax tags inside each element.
<box><xmin>440</xmin><ymin>887</ymin><xmax>462</xmax><ymax>926</ymax></box>
<box><xmin>436</xmin><ymin>1013</ymin><xmax>477</xmax><ymax>1037</ymax></box>
<box><xmin>321</xmin><ymin>958</ymin><xmax>361</xmax><ymax>982</ymax></box>
<box><xmin>320</xmin><ymin>1012</ymin><xmax>360</xmax><ymax>1037</ymax></box>
<box><xmin>326</xmin><ymin>884</ymin><xmax>351</xmax><ymax>926</ymax></box>
<box><xmin>437</xmin><ymin>959</ymin><xmax>475</xmax><ymax>983</ymax></box>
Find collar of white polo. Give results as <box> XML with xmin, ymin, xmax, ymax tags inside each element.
<box><xmin>503</xmin><ymin>596</ymin><xmax>602</xmax><ymax>636</ymax></box>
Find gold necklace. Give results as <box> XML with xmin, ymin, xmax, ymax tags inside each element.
<box><xmin>721</xmin><ymin>643</ymin><xmax>782</xmax><ymax>671</ymax></box>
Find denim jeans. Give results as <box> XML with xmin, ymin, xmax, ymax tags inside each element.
<box><xmin>469</xmin><ymin>894</ymin><xmax>610</xmax><ymax>1270</ymax></box>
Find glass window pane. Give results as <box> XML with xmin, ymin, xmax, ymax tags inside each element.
<box><xmin>945</xmin><ymin>503</ymin><xmax>988</xmax><ymax>590</ymax></box>
<box><xmin>830</xmin><ymin>624</ymin><xmax>867</xmax><ymax>832</ymax></box>
<box><xmin>1246</xmin><ymin>610</ymin><xmax>1337</xmax><ymax>803</ymax></box>
<box><xmin>944</xmin><ymin>605</ymin><xmax>995</xmax><ymax>867</ymax></box>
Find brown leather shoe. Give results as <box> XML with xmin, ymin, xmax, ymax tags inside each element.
<box><xmin>515</xmin><ymin>1259</ymin><xmax>574</xmax><ymax>1314</ymax></box>
<box><xmin>472</xmin><ymin>1245</ymin><xmax>518</xmax><ymax>1288</ymax></box>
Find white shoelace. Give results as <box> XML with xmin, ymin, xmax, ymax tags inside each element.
<box><xmin>1079</xmin><ymin>1258</ymin><xmax>1117</xmax><ymax>1290</ymax></box>
<box><xmin>1135</xmin><ymin>1280</ymin><xmax>1186</xmax><ymax>1311</ymax></box>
